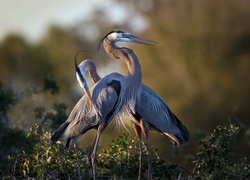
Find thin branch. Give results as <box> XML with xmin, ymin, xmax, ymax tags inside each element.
<box><xmin>230</xmin><ymin>114</ymin><xmax>247</xmax><ymax>130</ymax></box>
<box><xmin>223</xmin><ymin>170</ymin><xmax>244</xmax><ymax>178</ymax></box>
<box><xmin>68</xmin><ymin>174</ymin><xmax>71</xmax><ymax>180</ymax></box>
<box><xmin>188</xmin><ymin>158</ymin><xmax>200</xmax><ymax>180</ymax></box>
<box><xmin>177</xmin><ymin>173</ymin><xmax>182</xmax><ymax>180</ymax></box>
<box><xmin>74</xmin><ymin>145</ymin><xmax>83</xmax><ymax>180</ymax></box>
<box><xmin>11</xmin><ymin>153</ymin><xmax>21</xmax><ymax>180</ymax></box>
<box><xmin>177</xmin><ymin>163</ymin><xmax>191</xmax><ymax>175</ymax></box>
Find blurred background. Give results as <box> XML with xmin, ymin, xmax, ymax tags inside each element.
<box><xmin>1</xmin><ymin>0</ymin><xmax>249</xmax><ymax>166</ymax></box>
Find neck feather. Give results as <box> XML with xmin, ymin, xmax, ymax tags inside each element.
<box><xmin>103</xmin><ymin>39</ymin><xmax>142</xmax><ymax>82</ymax></box>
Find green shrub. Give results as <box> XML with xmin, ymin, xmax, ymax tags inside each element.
<box><xmin>98</xmin><ymin>132</ymin><xmax>181</xmax><ymax>179</ymax></box>
<box><xmin>34</xmin><ymin>102</ymin><xmax>68</xmax><ymax>131</ymax></box>
<box><xmin>1</xmin><ymin>122</ymin><xmax>249</xmax><ymax>179</ymax></box>
<box><xmin>189</xmin><ymin>122</ymin><xmax>250</xmax><ymax>179</ymax></box>
<box><xmin>7</xmin><ymin>124</ymin><xmax>91</xmax><ymax>180</ymax></box>
<box><xmin>5</xmin><ymin>127</ymin><xmax>181</xmax><ymax>180</ymax></box>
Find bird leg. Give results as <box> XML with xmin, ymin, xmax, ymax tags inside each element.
<box><xmin>140</xmin><ymin>119</ymin><xmax>152</xmax><ymax>180</ymax></box>
<box><xmin>88</xmin><ymin>127</ymin><xmax>103</xmax><ymax>180</ymax></box>
<box><xmin>133</xmin><ymin>124</ymin><xmax>143</xmax><ymax>180</ymax></box>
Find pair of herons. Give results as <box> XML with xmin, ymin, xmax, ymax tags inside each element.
<box><xmin>51</xmin><ymin>30</ymin><xmax>190</xmax><ymax>180</ymax></box>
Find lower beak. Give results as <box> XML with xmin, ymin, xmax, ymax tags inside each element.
<box><xmin>84</xmin><ymin>88</ymin><xmax>94</xmax><ymax>106</ymax></box>
<box><xmin>130</xmin><ymin>35</ymin><xmax>157</xmax><ymax>46</ymax></box>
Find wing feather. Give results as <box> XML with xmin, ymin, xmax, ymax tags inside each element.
<box><xmin>136</xmin><ymin>84</ymin><xmax>190</xmax><ymax>146</ymax></box>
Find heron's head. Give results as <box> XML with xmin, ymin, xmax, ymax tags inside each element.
<box><xmin>74</xmin><ymin>51</ymin><xmax>94</xmax><ymax>105</ymax></box>
<box><xmin>98</xmin><ymin>29</ymin><xmax>157</xmax><ymax>52</ymax></box>
<box><xmin>75</xmin><ymin>65</ymin><xmax>87</xmax><ymax>90</ymax></box>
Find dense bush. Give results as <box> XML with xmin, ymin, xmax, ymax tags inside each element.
<box><xmin>6</xmin><ymin>124</ymin><xmax>91</xmax><ymax>180</ymax></box>
<box><xmin>1</xmin><ymin>122</ymin><xmax>249</xmax><ymax>179</ymax></box>
<box><xmin>0</xmin><ymin>80</ymin><xmax>249</xmax><ymax>179</ymax></box>
<box><xmin>98</xmin><ymin>133</ymin><xmax>181</xmax><ymax>179</ymax></box>
<box><xmin>189</xmin><ymin>122</ymin><xmax>249</xmax><ymax>179</ymax></box>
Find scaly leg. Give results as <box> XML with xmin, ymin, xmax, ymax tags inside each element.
<box><xmin>140</xmin><ymin>120</ymin><xmax>152</xmax><ymax>180</ymax></box>
<box><xmin>88</xmin><ymin>126</ymin><xmax>103</xmax><ymax>180</ymax></box>
<box><xmin>133</xmin><ymin>124</ymin><xmax>143</xmax><ymax>180</ymax></box>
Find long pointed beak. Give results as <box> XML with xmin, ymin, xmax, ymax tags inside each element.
<box><xmin>83</xmin><ymin>86</ymin><xmax>94</xmax><ymax>106</ymax></box>
<box><xmin>129</xmin><ymin>34</ymin><xmax>157</xmax><ymax>46</ymax></box>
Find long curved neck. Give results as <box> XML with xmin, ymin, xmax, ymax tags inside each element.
<box><xmin>89</xmin><ymin>68</ymin><xmax>101</xmax><ymax>83</ymax></box>
<box><xmin>81</xmin><ymin>60</ymin><xmax>101</xmax><ymax>84</ymax></box>
<box><xmin>103</xmin><ymin>38</ymin><xmax>142</xmax><ymax>82</ymax></box>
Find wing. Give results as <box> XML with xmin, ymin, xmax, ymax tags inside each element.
<box><xmin>135</xmin><ymin>84</ymin><xmax>190</xmax><ymax>146</ymax></box>
<box><xmin>91</xmin><ymin>74</ymin><xmax>121</xmax><ymax>122</ymax></box>
<box><xmin>51</xmin><ymin>73</ymin><xmax>122</xmax><ymax>146</ymax></box>
<box><xmin>51</xmin><ymin>93</ymin><xmax>97</xmax><ymax>145</ymax></box>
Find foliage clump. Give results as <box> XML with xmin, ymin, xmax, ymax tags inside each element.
<box><xmin>98</xmin><ymin>133</ymin><xmax>180</xmax><ymax>179</ymax></box>
<box><xmin>7</xmin><ymin>124</ymin><xmax>91</xmax><ymax>180</ymax></box>
<box><xmin>1</xmin><ymin>122</ymin><xmax>249</xmax><ymax>179</ymax></box>
<box><xmin>0</xmin><ymin>82</ymin><xmax>18</xmax><ymax>117</ymax></box>
<box><xmin>3</xmin><ymin>125</ymin><xmax>180</xmax><ymax>180</ymax></box>
<box><xmin>189</xmin><ymin>122</ymin><xmax>250</xmax><ymax>179</ymax></box>
<box><xmin>34</xmin><ymin>102</ymin><xmax>68</xmax><ymax>131</ymax></box>
<box><xmin>42</xmin><ymin>75</ymin><xmax>59</xmax><ymax>95</ymax></box>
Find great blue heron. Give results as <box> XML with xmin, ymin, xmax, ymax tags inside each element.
<box><xmin>51</xmin><ymin>30</ymin><xmax>155</xmax><ymax>179</ymax></box>
<box><xmin>75</xmin><ymin>58</ymin><xmax>190</xmax><ymax>179</ymax></box>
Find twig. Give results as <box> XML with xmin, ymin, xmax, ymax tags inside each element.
<box><xmin>177</xmin><ymin>173</ymin><xmax>182</xmax><ymax>180</ymax></box>
<box><xmin>77</xmin><ymin>158</ymin><xmax>82</xmax><ymax>180</ymax></box>
<box><xmin>230</xmin><ymin>114</ymin><xmax>247</xmax><ymax>130</ymax></box>
<box><xmin>11</xmin><ymin>153</ymin><xmax>21</xmax><ymax>180</ymax></box>
<box><xmin>188</xmin><ymin>158</ymin><xmax>200</xmax><ymax>180</ymax></box>
<box><xmin>74</xmin><ymin>145</ymin><xmax>83</xmax><ymax>180</ymax></box>
<box><xmin>177</xmin><ymin>163</ymin><xmax>191</xmax><ymax>175</ymax></box>
<box><xmin>242</xmin><ymin>172</ymin><xmax>250</xmax><ymax>180</ymax></box>
<box><xmin>223</xmin><ymin>170</ymin><xmax>245</xmax><ymax>179</ymax></box>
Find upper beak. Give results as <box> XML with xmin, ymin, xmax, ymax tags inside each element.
<box><xmin>83</xmin><ymin>85</ymin><xmax>94</xmax><ymax>106</ymax></box>
<box><xmin>128</xmin><ymin>34</ymin><xmax>157</xmax><ymax>46</ymax></box>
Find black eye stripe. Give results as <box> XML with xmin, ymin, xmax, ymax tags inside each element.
<box><xmin>98</xmin><ymin>30</ymin><xmax>128</xmax><ymax>52</ymax></box>
<box><xmin>76</xmin><ymin>68</ymin><xmax>85</xmax><ymax>84</ymax></box>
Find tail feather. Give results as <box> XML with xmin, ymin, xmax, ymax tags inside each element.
<box><xmin>174</xmin><ymin>114</ymin><xmax>190</xmax><ymax>144</ymax></box>
<box><xmin>51</xmin><ymin>122</ymin><xmax>69</xmax><ymax>143</ymax></box>
<box><xmin>162</xmin><ymin>114</ymin><xmax>190</xmax><ymax>147</ymax></box>
<box><xmin>163</xmin><ymin>132</ymin><xmax>182</xmax><ymax>147</ymax></box>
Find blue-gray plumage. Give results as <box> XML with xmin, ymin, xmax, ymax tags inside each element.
<box><xmin>77</xmin><ymin>58</ymin><xmax>190</xmax><ymax>179</ymax></box>
<box><xmin>51</xmin><ymin>30</ymin><xmax>155</xmax><ymax>180</ymax></box>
